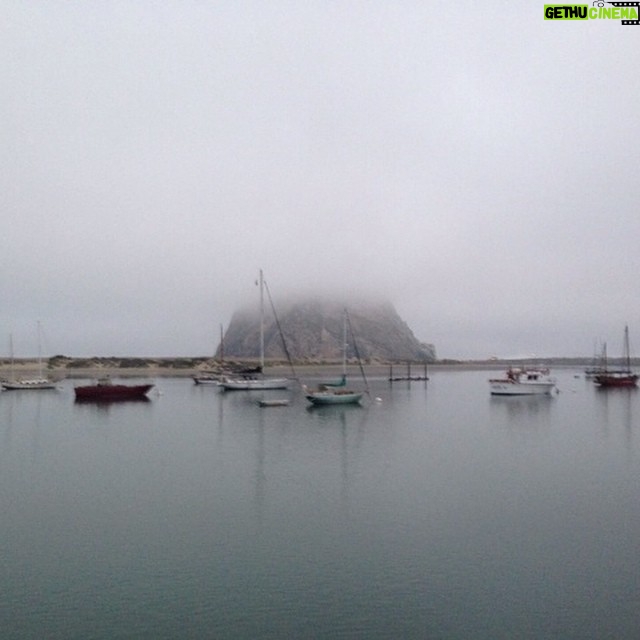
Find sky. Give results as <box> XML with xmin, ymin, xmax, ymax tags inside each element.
<box><xmin>2</xmin><ymin>1</ymin><xmax>639</xmax><ymax>359</ymax></box>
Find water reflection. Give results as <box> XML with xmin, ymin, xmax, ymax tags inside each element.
<box><xmin>305</xmin><ymin>403</ymin><xmax>369</xmax><ymax>512</ymax></box>
<box><xmin>73</xmin><ymin>396</ymin><xmax>151</xmax><ymax>417</ymax></box>
<box><xmin>254</xmin><ymin>405</ymin><xmax>267</xmax><ymax>523</ymax></box>
<box><xmin>305</xmin><ymin>403</ymin><xmax>363</xmax><ymax>416</ymax></box>
<box><xmin>594</xmin><ymin>386</ymin><xmax>636</xmax><ymax>443</ymax></box>
<box><xmin>3</xmin><ymin>375</ymin><xmax>640</xmax><ymax>638</ymax></box>
<box><xmin>0</xmin><ymin>390</ymin><xmax>16</xmax><ymax>450</ymax></box>
<box><xmin>0</xmin><ymin>390</ymin><xmax>50</xmax><ymax>487</ymax></box>
<box><xmin>74</xmin><ymin>396</ymin><xmax>151</xmax><ymax>405</ymax></box>
<box><xmin>489</xmin><ymin>394</ymin><xmax>554</xmax><ymax>420</ymax></box>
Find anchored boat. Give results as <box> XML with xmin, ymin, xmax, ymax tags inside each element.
<box><xmin>219</xmin><ymin>270</ymin><xmax>289</xmax><ymax>391</ymax></box>
<box><xmin>1</xmin><ymin>323</ymin><xmax>57</xmax><ymax>391</ymax></box>
<box><xmin>489</xmin><ymin>367</ymin><xmax>556</xmax><ymax>396</ymax></box>
<box><xmin>74</xmin><ymin>377</ymin><xmax>154</xmax><ymax>401</ymax></box>
<box><xmin>304</xmin><ymin>310</ymin><xmax>367</xmax><ymax>406</ymax></box>
<box><xmin>594</xmin><ymin>325</ymin><xmax>638</xmax><ymax>388</ymax></box>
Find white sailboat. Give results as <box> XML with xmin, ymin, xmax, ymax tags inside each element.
<box><xmin>2</xmin><ymin>322</ymin><xmax>57</xmax><ymax>390</ymax></box>
<box><xmin>219</xmin><ymin>270</ymin><xmax>289</xmax><ymax>391</ymax></box>
<box><xmin>304</xmin><ymin>310</ymin><xmax>364</xmax><ymax>406</ymax></box>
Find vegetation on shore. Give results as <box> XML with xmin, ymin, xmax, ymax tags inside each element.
<box><xmin>0</xmin><ymin>354</ymin><xmax>630</xmax><ymax>375</ymax></box>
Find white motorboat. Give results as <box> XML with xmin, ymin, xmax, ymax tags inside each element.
<box><xmin>489</xmin><ymin>367</ymin><xmax>556</xmax><ymax>396</ymax></box>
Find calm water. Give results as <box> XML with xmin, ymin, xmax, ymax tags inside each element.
<box><xmin>1</xmin><ymin>369</ymin><xmax>639</xmax><ymax>639</ymax></box>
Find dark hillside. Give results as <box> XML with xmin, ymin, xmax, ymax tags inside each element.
<box><xmin>220</xmin><ymin>298</ymin><xmax>436</xmax><ymax>362</ymax></box>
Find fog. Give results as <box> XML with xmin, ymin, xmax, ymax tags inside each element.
<box><xmin>2</xmin><ymin>2</ymin><xmax>638</xmax><ymax>359</ymax></box>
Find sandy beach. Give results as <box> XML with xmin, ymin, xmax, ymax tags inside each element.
<box><xmin>0</xmin><ymin>356</ymin><xmax>589</xmax><ymax>383</ymax></box>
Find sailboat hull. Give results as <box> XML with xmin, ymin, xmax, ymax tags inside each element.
<box><xmin>305</xmin><ymin>391</ymin><xmax>363</xmax><ymax>405</ymax></box>
<box><xmin>594</xmin><ymin>373</ymin><xmax>638</xmax><ymax>388</ymax></box>
<box><xmin>193</xmin><ymin>375</ymin><xmax>220</xmax><ymax>385</ymax></box>
<box><xmin>2</xmin><ymin>379</ymin><xmax>57</xmax><ymax>390</ymax></box>
<box><xmin>219</xmin><ymin>377</ymin><xmax>289</xmax><ymax>390</ymax></box>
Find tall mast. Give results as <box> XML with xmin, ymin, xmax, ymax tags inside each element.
<box><xmin>9</xmin><ymin>333</ymin><xmax>14</xmax><ymax>381</ymax></box>
<box><xmin>342</xmin><ymin>309</ymin><xmax>347</xmax><ymax>376</ymax></box>
<box><xmin>259</xmin><ymin>269</ymin><xmax>264</xmax><ymax>370</ymax></box>
<box><xmin>37</xmin><ymin>320</ymin><xmax>43</xmax><ymax>378</ymax></box>
<box><xmin>624</xmin><ymin>324</ymin><xmax>630</xmax><ymax>371</ymax></box>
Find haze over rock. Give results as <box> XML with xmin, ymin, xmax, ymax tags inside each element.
<box><xmin>219</xmin><ymin>297</ymin><xmax>436</xmax><ymax>362</ymax></box>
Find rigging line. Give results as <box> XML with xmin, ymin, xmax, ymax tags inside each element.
<box><xmin>262</xmin><ymin>278</ymin><xmax>299</xmax><ymax>383</ymax></box>
<box><xmin>345</xmin><ymin>309</ymin><xmax>371</xmax><ymax>398</ymax></box>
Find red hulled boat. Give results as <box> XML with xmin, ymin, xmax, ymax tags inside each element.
<box><xmin>74</xmin><ymin>377</ymin><xmax>154</xmax><ymax>401</ymax></box>
<box><xmin>593</xmin><ymin>325</ymin><xmax>638</xmax><ymax>388</ymax></box>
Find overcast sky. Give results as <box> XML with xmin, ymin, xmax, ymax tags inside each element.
<box><xmin>2</xmin><ymin>2</ymin><xmax>639</xmax><ymax>359</ymax></box>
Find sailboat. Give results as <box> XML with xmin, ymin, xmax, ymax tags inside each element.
<box><xmin>218</xmin><ymin>270</ymin><xmax>289</xmax><ymax>391</ymax></box>
<box><xmin>303</xmin><ymin>310</ymin><xmax>364</xmax><ymax>406</ymax></box>
<box><xmin>1</xmin><ymin>322</ymin><xmax>57</xmax><ymax>390</ymax></box>
<box><xmin>584</xmin><ymin>339</ymin><xmax>605</xmax><ymax>378</ymax></box>
<box><xmin>593</xmin><ymin>325</ymin><xmax>638</xmax><ymax>388</ymax></box>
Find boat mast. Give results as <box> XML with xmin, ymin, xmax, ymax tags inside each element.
<box><xmin>624</xmin><ymin>324</ymin><xmax>631</xmax><ymax>372</ymax></box>
<box><xmin>9</xmin><ymin>333</ymin><xmax>14</xmax><ymax>381</ymax></box>
<box><xmin>259</xmin><ymin>269</ymin><xmax>264</xmax><ymax>371</ymax></box>
<box><xmin>345</xmin><ymin>308</ymin><xmax>371</xmax><ymax>397</ymax></box>
<box><xmin>342</xmin><ymin>309</ymin><xmax>347</xmax><ymax>377</ymax></box>
<box><xmin>37</xmin><ymin>320</ymin><xmax>43</xmax><ymax>378</ymax></box>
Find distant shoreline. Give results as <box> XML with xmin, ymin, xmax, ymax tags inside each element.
<box><xmin>0</xmin><ymin>356</ymin><xmax>620</xmax><ymax>380</ymax></box>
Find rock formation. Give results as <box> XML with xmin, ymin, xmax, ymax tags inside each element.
<box><xmin>219</xmin><ymin>298</ymin><xmax>435</xmax><ymax>362</ymax></box>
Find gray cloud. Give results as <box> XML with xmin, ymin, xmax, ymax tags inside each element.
<box><xmin>1</xmin><ymin>2</ymin><xmax>638</xmax><ymax>358</ymax></box>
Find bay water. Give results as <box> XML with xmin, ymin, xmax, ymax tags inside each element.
<box><xmin>1</xmin><ymin>368</ymin><xmax>639</xmax><ymax>639</ymax></box>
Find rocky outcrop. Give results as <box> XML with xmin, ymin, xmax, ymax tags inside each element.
<box><xmin>219</xmin><ymin>298</ymin><xmax>436</xmax><ymax>362</ymax></box>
